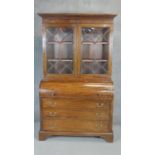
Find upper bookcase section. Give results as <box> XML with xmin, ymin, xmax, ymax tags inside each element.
<box><xmin>38</xmin><ymin>13</ymin><xmax>117</xmax><ymax>82</ymax></box>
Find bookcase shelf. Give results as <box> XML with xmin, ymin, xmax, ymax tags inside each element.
<box><xmin>82</xmin><ymin>59</ymin><xmax>107</xmax><ymax>62</ymax></box>
<box><xmin>48</xmin><ymin>59</ymin><xmax>73</xmax><ymax>62</ymax></box>
<box><xmin>82</xmin><ymin>41</ymin><xmax>108</xmax><ymax>45</ymax></box>
<box><xmin>47</xmin><ymin>41</ymin><xmax>73</xmax><ymax>44</ymax></box>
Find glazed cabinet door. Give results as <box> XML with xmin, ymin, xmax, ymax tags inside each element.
<box><xmin>79</xmin><ymin>25</ymin><xmax>112</xmax><ymax>75</ymax></box>
<box><xmin>44</xmin><ymin>25</ymin><xmax>76</xmax><ymax>76</ymax></box>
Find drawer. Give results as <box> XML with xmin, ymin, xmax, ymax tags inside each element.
<box><xmin>42</xmin><ymin>119</ymin><xmax>110</xmax><ymax>132</ymax></box>
<box><xmin>40</xmin><ymin>82</ymin><xmax>113</xmax><ymax>98</ymax></box>
<box><xmin>42</xmin><ymin>109</ymin><xmax>110</xmax><ymax>120</ymax></box>
<box><xmin>42</xmin><ymin>98</ymin><xmax>111</xmax><ymax>110</ymax></box>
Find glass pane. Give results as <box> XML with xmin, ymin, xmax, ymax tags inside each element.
<box><xmin>82</xmin><ymin>27</ymin><xmax>109</xmax><ymax>42</ymax></box>
<box><xmin>81</xmin><ymin>61</ymin><xmax>108</xmax><ymax>74</ymax></box>
<box><xmin>46</xmin><ymin>27</ymin><xmax>73</xmax><ymax>74</ymax></box>
<box><xmin>81</xmin><ymin>27</ymin><xmax>110</xmax><ymax>74</ymax></box>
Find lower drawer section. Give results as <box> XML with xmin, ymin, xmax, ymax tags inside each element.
<box><xmin>42</xmin><ymin>119</ymin><xmax>110</xmax><ymax>132</ymax></box>
<box><xmin>42</xmin><ymin>109</ymin><xmax>110</xmax><ymax>120</ymax></box>
<box><xmin>42</xmin><ymin>98</ymin><xmax>111</xmax><ymax>110</ymax></box>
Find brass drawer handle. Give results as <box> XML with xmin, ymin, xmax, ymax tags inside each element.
<box><xmin>96</xmin><ymin>122</ymin><xmax>103</xmax><ymax>130</ymax></box>
<box><xmin>48</xmin><ymin>112</ymin><xmax>57</xmax><ymax>117</ymax></box>
<box><xmin>47</xmin><ymin>102</ymin><xmax>56</xmax><ymax>107</ymax></box>
<box><xmin>96</xmin><ymin>112</ymin><xmax>103</xmax><ymax>117</ymax></box>
<box><xmin>96</xmin><ymin>103</ymin><xmax>105</xmax><ymax>107</ymax></box>
<box><xmin>49</xmin><ymin>123</ymin><xmax>56</xmax><ymax>129</ymax></box>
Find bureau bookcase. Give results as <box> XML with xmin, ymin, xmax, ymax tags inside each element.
<box><xmin>38</xmin><ymin>13</ymin><xmax>116</xmax><ymax>142</ymax></box>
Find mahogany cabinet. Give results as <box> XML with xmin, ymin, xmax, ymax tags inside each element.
<box><xmin>38</xmin><ymin>13</ymin><xmax>116</xmax><ymax>142</ymax></box>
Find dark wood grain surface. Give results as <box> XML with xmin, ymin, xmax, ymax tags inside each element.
<box><xmin>39</xmin><ymin>13</ymin><xmax>116</xmax><ymax>142</ymax></box>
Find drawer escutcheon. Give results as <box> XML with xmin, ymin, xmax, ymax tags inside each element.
<box><xmin>96</xmin><ymin>102</ymin><xmax>105</xmax><ymax>107</ymax></box>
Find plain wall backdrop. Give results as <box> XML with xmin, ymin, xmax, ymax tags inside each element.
<box><xmin>34</xmin><ymin>0</ymin><xmax>121</xmax><ymax>125</ymax></box>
